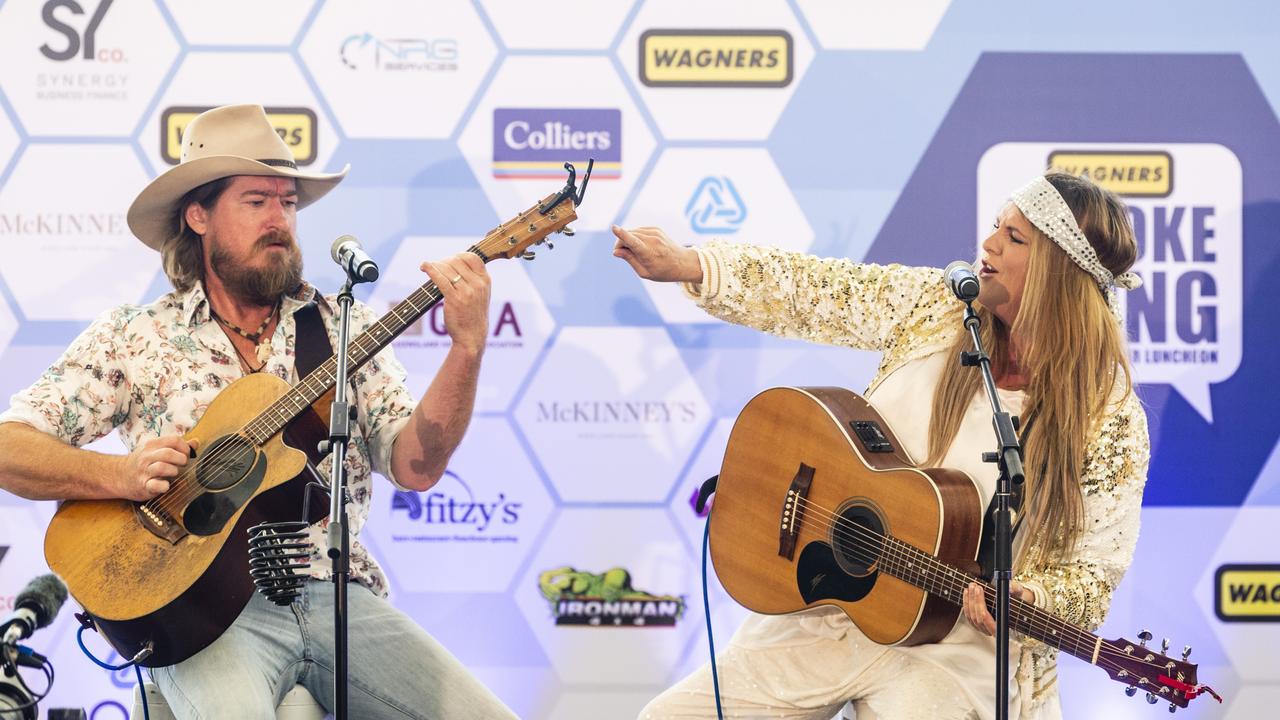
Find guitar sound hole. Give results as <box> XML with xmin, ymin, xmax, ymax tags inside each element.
<box><xmin>195</xmin><ymin>435</ymin><xmax>257</xmax><ymax>491</ymax></box>
<box><xmin>831</xmin><ymin>503</ymin><xmax>885</xmax><ymax>577</ymax></box>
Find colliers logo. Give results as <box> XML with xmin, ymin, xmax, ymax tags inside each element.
<box><xmin>639</xmin><ymin>29</ymin><xmax>792</xmax><ymax>88</ymax></box>
<box><xmin>161</xmin><ymin>106</ymin><xmax>318</xmax><ymax>166</ymax></box>
<box><xmin>1047</xmin><ymin>150</ymin><xmax>1173</xmax><ymax>198</ymax></box>
<box><xmin>493</xmin><ymin>108</ymin><xmax>621</xmax><ymax>180</ymax></box>
<box><xmin>540</xmin><ymin>566</ymin><xmax>685</xmax><ymax>627</ymax></box>
<box><xmin>1215</xmin><ymin>564</ymin><xmax>1280</xmax><ymax>622</ymax></box>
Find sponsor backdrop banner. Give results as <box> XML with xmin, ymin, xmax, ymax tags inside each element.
<box><xmin>0</xmin><ymin>2</ymin><xmax>1277</xmax><ymax>718</ymax></box>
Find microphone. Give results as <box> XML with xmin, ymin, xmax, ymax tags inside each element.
<box><xmin>0</xmin><ymin>574</ymin><xmax>68</xmax><ymax>645</ymax></box>
<box><xmin>330</xmin><ymin>235</ymin><xmax>380</xmax><ymax>283</ymax></box>
<box><xmin>944</xmin><ymin>260</ymin><xmax>980</xmax><ymax>302</ymax></box>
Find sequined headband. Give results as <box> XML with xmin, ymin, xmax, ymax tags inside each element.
<box><xmin>1009</xmin><ymin>176</ymin><xmax>1142</xmax><ymax>322</ymax></box>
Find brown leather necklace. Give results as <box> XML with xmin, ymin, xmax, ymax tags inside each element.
<box><xmin>211</xmin><ymin>301</ymin><xmax>279</xmax><ymax>373</ymax></box>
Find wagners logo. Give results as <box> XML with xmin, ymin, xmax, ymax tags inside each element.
<box><xmin>1047</xmin><ymin>150</ymin><xmax>1173</xmax><ymax>197</ymax></box>
<box><xmin>493</xmin><ymin>108</ymin><xmax>621</xmax><ymax>180</ymax></box>
<box><xmin>640</xmin><ymin>29</ymin><xmax>792</xmax><ymax>88</ymax></box>
<box><xmin>540</xmin><ymin>566</ymin><xmax>685</xmax><ymax>627</ymax></box>
<box><xmin>162</xmin><ymin>106</ymin><xmax>318</xmax><ymax>166</ymax></box>
<box><xmin>1215</xmin><ymin>564</ymin><xmax>1280</xmax><ymax>622</ymax></box>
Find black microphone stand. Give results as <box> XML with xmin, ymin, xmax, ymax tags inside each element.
<box><xmin>323</xmin><ymin>270</ymin><xmax>368</xmax><ymax>720</ymax></box>
<box><xmin>959</xmin><ymin>300</ymin><xmax>1024</xmax><ymax>720</ymax></box>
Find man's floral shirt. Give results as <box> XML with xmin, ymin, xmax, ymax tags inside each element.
<box><xmin>0</xmin><ymin>281</ymin><xmax>419</xmax><ymax>597</ymax></box>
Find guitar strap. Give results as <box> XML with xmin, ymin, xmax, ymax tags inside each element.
<box><xmin>293</xmin><ymin>301</ymin><xmax>333</xmax><ymax>379</ymax></box>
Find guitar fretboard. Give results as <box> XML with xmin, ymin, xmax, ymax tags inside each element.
<box><xmin>240</xmin><ymin>246</ymin><xmax>478</xmax><ymax>445</ymax></box>
<box><xmin>874</xmin><ymin>533</ymin><xmax>1102</xmax><ymax>664</ymax></box>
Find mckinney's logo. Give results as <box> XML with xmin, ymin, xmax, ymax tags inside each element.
<box><xmin>1047</xmin><ymin>150</ymin><xmax>1173</xmax><ymax>197</ymax></box>
<box><xmin>493</xmin><ymin>108</ymin><xmax>621</xmax><ymax>180</ymax></box>
<box><xmin>1215</xmin><ymin>564</ymin><xmax>1280</xmax><ymax>622</ymax></box>
<box><xmin>639</xmin><ymin>29</ymin><xmax>792</xmax><ymax>88</ymax></box>
<box><xmin>535</xmin><ymin>401</ymin><xmax>701</xmax><ymax>424</ymax></box>
<box><xmin>162</xmin><ymin>106</ymin><xmax>318</xmax><ymax>166</ymax></box>
<box><xmin>540</xmin><ymin>566</ymin><xmax>684</xmax><ymax>627</ymax></box>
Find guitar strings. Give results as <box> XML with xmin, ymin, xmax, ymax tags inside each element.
<box><xmin>785</xmin><ymin>504</ymin><xmax>1177</xmax><ymax>696</ymax></box>
<box><xmin>785</xmin><ymin>494</ymin><xmax>1177</xmax><ymax>683</ymax></box>
<box><xmin>143</xmin><ymin>283</ymin><xmax>450</xmax><ymax>519</ymax></box>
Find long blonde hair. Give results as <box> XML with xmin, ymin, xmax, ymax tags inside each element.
<box><xmin>924</xmin><ymin>173</ymin><xmax>1137</xmax><ymax>569</ymax></box>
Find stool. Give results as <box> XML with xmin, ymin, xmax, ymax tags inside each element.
<box><xmin>130</xmin><ymin>682</ymin><xmax>325</xmax><ymax>720</ymax></box>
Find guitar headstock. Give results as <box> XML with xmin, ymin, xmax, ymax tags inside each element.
<box><xmin>475</xmin><ymin>160</ymin><xmax>593</xmax><ymax>262</ymax></box>
<box><xmin>1099</xmin><ymin>633</ymin><xmax>1220</xmax><ymax>711</ymax></box>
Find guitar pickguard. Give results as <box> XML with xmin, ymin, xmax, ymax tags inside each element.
<box><xmin>182</xmin><ymin>437</ymin><xmax>269</xmax><ymax>537</ymax></box>
<box><xmin>797</xmin><ymin>541</ymin><xmax>877</xmax><ymax>605</ymax></box>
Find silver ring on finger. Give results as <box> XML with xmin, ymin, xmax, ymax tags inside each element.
<box><xmin>450</xmin><ymin>275</ymin><xmax>463</xmax><ymax>286</ymax></box>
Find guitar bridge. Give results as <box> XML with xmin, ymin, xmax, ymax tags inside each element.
<box><xmin>779</xmin><ymin>463</ymin><xmax>815</xmax><ymax>560</ymax></box>
<box><xmin>135</xmin><ymin>502</ymin><xmax>187</xmax><ymax>544</ymax></box>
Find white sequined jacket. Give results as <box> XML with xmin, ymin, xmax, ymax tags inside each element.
<box><xmin>682</xmin><ymin>241</ymin><xmax>1150</xmax><ymax>719</ymax></box>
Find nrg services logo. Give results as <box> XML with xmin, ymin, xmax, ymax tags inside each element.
<box><xmin>339</xmin><ymin>32</ymin><xmax>458</xmax><ymax>72</ymax></box>
<box><xmin>686</xmin><ymin>176</ymin><xmax>746</xmax><ymax>234</ymax></box>
<box><xmin>1215</xmin><ymin>564</ymin><xmax>1280</xmax><ymax>622</ymax></box>
<box><xmin>639</xmin><ymin>29</ymin><xmax>792</xmax><ymax>88</ymax></box>
<box><xmin>492</xmin><ymin>108</ymin><xmax>621</xmax><ymax>180</ymax></box>
<box><xmin>539</xmin><ymin>566</ymin><xmax>685</xmax><ymax>627</ymax></box>
<box><xmin>160</xmin><ymin>106</ymin><xmax>318</xmax><ymax>166</ymax></box>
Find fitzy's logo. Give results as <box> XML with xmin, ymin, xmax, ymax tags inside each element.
<box><xmin>390</xmin><ymin>470</ymin><xmax>521</xmax><ymax>537</ymax></box>
<box><xmin>39</xmin><ymin>0</ymin><xmax>123</xmax><ymax>63</ymax></box>
<box><xmin>539</xmin><ymin>566</ymin><xmax>685</xmax><ymax>627</ymax></box>
<box><xmin>339</xmin><ymin>33</ymin><xmax>458</xmax><ymax>72</ymax></box>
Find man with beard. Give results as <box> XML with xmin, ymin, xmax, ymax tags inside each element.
<box><xmin>0</xmin><ymin>105</ymin><xmax>516</xmax><ymax>719</ymax></box>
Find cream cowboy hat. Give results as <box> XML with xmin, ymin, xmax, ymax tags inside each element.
<box><xmin>127</xmin><ymin>104</ymin><xmax>348</xmax><ymax>250</ymax></box>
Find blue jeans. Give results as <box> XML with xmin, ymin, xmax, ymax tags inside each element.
<box><xmin>149</xmin><ymin>580</ymin><xmax>515</xmax><ymax>720</ymax></box>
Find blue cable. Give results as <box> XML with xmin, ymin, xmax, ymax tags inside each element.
<box><xmin>76</xmin><ymin>625</ymin><xmax>149</xmax><ymax>720</ymax></box>
<box><xmin>702</xmin><ymin>513</ymin><xmax>724</xmax><ymax>720</ymax></box>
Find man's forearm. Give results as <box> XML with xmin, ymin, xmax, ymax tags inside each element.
<box><xmin>0</xmin><ymin>422</ymin><xmax>124</xmax><ymax>501</ymax></box>
<box><xmin>389</xmin><ymin>343</ymin><xmax>483</xmax><ymax>491</ymax></box>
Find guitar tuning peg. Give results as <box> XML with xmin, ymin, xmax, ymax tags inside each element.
<box><xmin>1146</xmin><ymin>692</ymin><xmax>1158</xmax><ymax>704</ymax></box>
<box><xmin>1138</xmin><ymin>629</ymin><xmax>1152</xmax><ymax>646</ymax></box>
<box><xmin>1125</xmin><ymin>687</ymin><xmax>1137</xmax><ymax>697</ymax></box>
<box><xmin>1161</xmin><ymin>638</ymin><xmax>1169</xmax><ymax>654</ymax></box>
<box><xmin>559</xmin><ymin>226</ymin><xmax>575</xmax><ymax>236</ymax></box>
<box><xmin>1181</xmin><ymin>645</ymin><xmax>1192</xmax><ymax>660</ymax></box>
<box><xmin>520</xmin><ymin>251</ymin><xmax>535</xmax><ymax>260</ymax></box>
<box><xmin>546</xmin><ymin>240</ymin><xmax>554</xmax><ymax>250</ymax></box>
<box><xmin>1168</xmin><ymin>702</ymin><xmax>1177</xmax><ymax>713</ymax></box>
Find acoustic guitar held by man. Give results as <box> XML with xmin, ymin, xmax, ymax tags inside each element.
<box><xmin>0</xmin><ymin>104</ymin><xmax>517</xmax><ymax>719</ymax></box>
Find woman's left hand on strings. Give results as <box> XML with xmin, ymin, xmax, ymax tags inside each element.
<box><xmin>963</xmin><ymin>580</ymin><xmax>1035</xmax><ymax>636</ymax></box>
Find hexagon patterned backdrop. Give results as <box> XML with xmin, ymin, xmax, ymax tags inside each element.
<box><xmin>0</xmin><ymin>1</ymin><xmax>1278</xmax><ymax>719</ymax></box>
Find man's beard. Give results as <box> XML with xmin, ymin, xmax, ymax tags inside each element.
<box><xmin>208</xmin><ymin>230</ymin><xmax>304</xmax><ymax>306</ymax></box>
